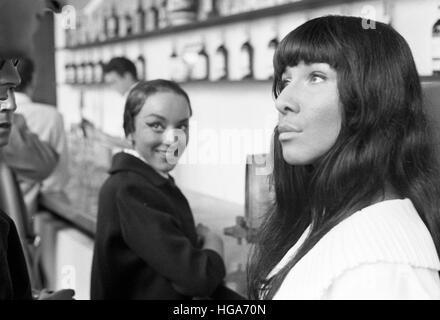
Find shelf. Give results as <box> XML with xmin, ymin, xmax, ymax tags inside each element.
<box><xmin>61</xmin><ymin>0</ymin><xmax>365</xmax><ymax>51</ymax></box>
<box><xmin>58</xmin><ymin>79</ymin><xmax>273</xmax><ymax>88</ymax></box>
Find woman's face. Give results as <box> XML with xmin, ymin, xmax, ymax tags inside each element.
<box><xmin>275</xmin><ymin>61</ymin><xmax>342</xmax><ymax>165</ymax></box>
<box><xmin>131</xmin><ymin>91</ymin><xmax>190</xmax><ymax>174</ymax></box>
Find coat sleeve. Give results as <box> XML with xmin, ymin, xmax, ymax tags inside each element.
<box><xmin>2</xmin><ymin>113</ymin><xmax>59</xmax><ymax>181</ymax></box>
<box><xmin>116</xmin><ymin>183</ymin><xmax>226</xmax><ymax>297</ymax></box>
<box><xmin>6</xmin><ymin>217</ymin><xmax>33</xmax><ymax>300</ymax></box>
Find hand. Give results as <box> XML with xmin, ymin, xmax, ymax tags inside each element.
<box><xmin>196</xmin><ymin>223</ymin><xmax>211</xmax><ymax>239</ymax></box>
<box><xmin>37</xmin><ymin>289</ymin><xmax>75</xmax><ymax>300</ymax></box>
<box><xmin>197</xmin><ymin>223</ymin><xmax>224</xmax><ymax>259</ymax></box>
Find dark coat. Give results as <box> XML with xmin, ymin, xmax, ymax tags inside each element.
<box><xmin>0</xmin><ymin>210</ymin><xmax>32</xmax><ymax>300</ymax></box>
<box><xmin>90</xmin><ymin>152</ymin><xmax>225</xmax><ymax>300</ymax></box>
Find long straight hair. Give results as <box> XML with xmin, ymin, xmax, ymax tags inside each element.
<box><xmin>248</xmin><ymin>15</ymin><xmax>440</xmax><ymax>299</ymax></box>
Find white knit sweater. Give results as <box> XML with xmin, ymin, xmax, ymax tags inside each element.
<box><xmin>270</xmin><ymin>199</ymin><xmax>440</xmax><ymax>300</ymax></box>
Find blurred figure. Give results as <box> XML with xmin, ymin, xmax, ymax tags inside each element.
<box><xmin>0</xmin><ymin>0</ymin><xmax>74</xmax><ymax>300</ymax></box>
<box><xmin>103</xmin><ymin>57</ymin><xmax>139</xmax><ymax>97</ymax></box>
<box><xmin>14</xmin><ymin>57</ymin><xmax>69</xmax><ymax>219</ymax></box>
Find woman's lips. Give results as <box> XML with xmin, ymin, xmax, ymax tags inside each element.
<box><xmin>278</xmin><ymin>123</ymin><xmax>302</xmax><ymax>141</ymax></box>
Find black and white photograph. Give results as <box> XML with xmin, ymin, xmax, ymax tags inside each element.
<box><xmin>1</xmin><ymin>0</ymin><xmax>440</xmax><ymax>307</ymax></box>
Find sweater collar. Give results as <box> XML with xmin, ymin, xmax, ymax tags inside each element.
<box><xmin>109</xmin><ymin>152</ymin><xmax>175</xmax><ymax>187</ymax></box>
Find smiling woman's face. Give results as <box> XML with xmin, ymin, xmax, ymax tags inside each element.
<box><xmin>275</xmin><ymin>61</ymin><xmax>342</xmax><ymax>165</ymax></box>
<box><xmin>131</xmin><ymin>91</ymin><xmax>191</xmax><ymax>174</ymax></box>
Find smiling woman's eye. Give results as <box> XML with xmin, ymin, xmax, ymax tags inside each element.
<box><xmin>147</xmin><ymin>122</ymin><xmax>165</xmax><ymax>132</ymax></box>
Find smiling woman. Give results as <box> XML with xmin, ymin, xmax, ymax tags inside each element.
<box><xmin>91</xmin><ymin>79</ymin><xmax>227</xmax><ymax>300</ymax></box>
<box><xmin>248</xmin><ymin>15</ymin><xmax>440</xmax><ymax>300</ymax></box>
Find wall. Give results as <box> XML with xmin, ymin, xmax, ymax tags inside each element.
<box><xmin>55</xmin><ymin>0</ymin><xmax>440</xmax><ymax>205</ymax></box>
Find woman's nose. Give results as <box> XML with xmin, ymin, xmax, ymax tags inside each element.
<box><xmin>275</xmin><ymin>88</ymin><xmax>300</xmax><ymax>115</ymax></box>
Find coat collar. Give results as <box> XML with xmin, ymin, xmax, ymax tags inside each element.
<box><xmin>109</xmin><ymin>152</ymin><xmax>175</xmax><ymax>187</ymax></box>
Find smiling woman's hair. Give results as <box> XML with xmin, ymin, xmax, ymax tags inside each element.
<box><xmin>248</xmin><ymin>15</ymin><xmax>440</xmax><ymax>299</ymax></box>
<box><xmin>123</xmin><ymin>79</ymin><xmax>192</xmax><ymax>137</ymax></box>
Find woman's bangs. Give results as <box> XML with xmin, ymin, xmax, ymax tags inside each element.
<box><xmin>273</xmin><ymin>20</ymin><xmax>341</xmax><ymax>95</ymax></box>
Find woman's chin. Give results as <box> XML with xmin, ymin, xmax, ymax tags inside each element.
<box><xmin>282</xmin><ymin>151</ymin><xmax>313</xmax><ymax>166</ymax></box>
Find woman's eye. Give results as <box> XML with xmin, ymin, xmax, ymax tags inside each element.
<box><xmin>147</xmin><ymin>123</ymin><xmax>164</xmax><ymax>131</ymax></box>
<box><xmin>13</xmin><ymin>59</ymin><xmax>20</xmax><ymax>67</ymax></box>
<box><xmin>310</xmin><ymin>73</ymin><xmax>326</xmax><ymax>83</ymax></box>
<box><xmin>179</xmin><ymin>124</ymin><xmax>188</xmax><ymax>131</ymax></box>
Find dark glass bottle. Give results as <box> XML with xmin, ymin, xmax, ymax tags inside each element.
<box><xmin>214</xmin><ymin>44</ymin><xmax>228</xmax><ymax>81</ymax></box>
<box><xmin>146</xmin><ymin>4</ymin><xmax>159</xmax><ymax>31</ymax></box>
<box><xmin>192</xmin><ymin>44</ymin><xmax>209</xmax><ymax>81</ymax></box>
<box><xmin>433</xmin><ymin>13</ymin><xmax>440</xmax><ymax>76</ymax></box>
<box><xmin>158</xmin><ymin>0</ymin><xmax>169</xmax><ymax>29</ymax></box>
<box><xmin>208</xmin><ymin>0</ymin><xmax>220</xmax><ymax>18</ymax></box>
<box><xmin>94</xmin><ymin>60</ymin><xmax>104</xmax><ymax>84</ymax></box>
<box><xmin>136</xmin><ymin>55</ymin><xmax>146</xmax><ymax>80</ymax></box>
<box><xmin>107</xmin><ymin>5</ymin><xmax>120</xmax><ymax>39</ymax></box>
<box><xmin>76</xmin><ymin>62</ymin><xmax>85</xmax><ymax>85</ymax></box>
<box><xmin>240</xmin><ymin>40</ymin><xmax>254</xmax><ymax>80</ymax></box>
<box><xmin>266</xmin><ymin>37</ymin><xmax>278</xmax><ymax>79</ymax></box>
<box><xmin>65</xmin><ymin>63</ymin><xmax>71</xmax><ymax>84</ymax></box>
<box><xmin>135</xmin><ymin>0</ymin><xmax>146</xmax><ymax>34</ymax></box>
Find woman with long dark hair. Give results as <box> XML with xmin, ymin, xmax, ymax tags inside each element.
<box><xmin>248</xmin><ymin>15</ymin><xmax>440</xmax><ymax>299</ymax></box>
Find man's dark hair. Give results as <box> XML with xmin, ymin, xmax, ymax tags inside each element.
<box><xmin>16</xmin><ymin>57</ymin><xmax>35</xmax><ymax>93</ymax></box>
<box><xmin>103</xmin><ymin>57</ymin><xmax>138</xmax><ymax>80</ymax></box>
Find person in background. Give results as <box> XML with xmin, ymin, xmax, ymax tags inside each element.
<box><xmin>12</xmin><ymin>57</ymin><xmax>69</xmax><ymax>219</ymax></box>
<box><xmin>91</xmin><ymin>80</ymin><xmax>226</xmax><ymax>299</ymax></box>
<box><xmin>0</xmin><ymin>0</ymin><xmax>73</xmax><ymax>300</ymax></box>
<box><xmin>81</xmin><ymin>57</ymin><xmax>139</xmax><ymax>148</ymax></box>
<box><xmin>248</xmin><ymin>15</ymin><xmax>440</xmax><ymax>300</ymax></box>
<box><xmin>103</xmin><ymin>57</ymin><xmax>139</xmax><ymax>99</ymax></box>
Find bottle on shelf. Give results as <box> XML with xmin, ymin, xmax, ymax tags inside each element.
<box><xmin>240</xmin><ymin>38</ymin><xmax>254</xmax><ymax>80</ymax></box>
<box><xmin>120</xmin><ymin>11</ymin><xmax>134</xmax><ymax>38</ymax></box>
<box><xmin>433</xmin><ymin>7</ymin><xmax>440</xmax><ymax>76</ymax></box>
<box><xmin>94</xmin><ymin>60</ymin><xmax>104</xmax><ymax>84</ymax></box>
<box><xmin>146</xmin><ymin>2</ymin><xmax>159</xmax><ymax>31</ymax></box>
<box><xmin>65</xmin><ymin>63</ymin><xmax>72</xmax><ymax>84</ymax></box>
<box><xmin>106</xmin><ymin>4</ymin><xmax>120</xmax><ymax>39</ymax></box>
<box><xmin>135</xmin><ymin>0</ymin><xmax>146</xmax><ymax>34</ymax></box>
<box><xmin>76</xmin><ymin>62</ymin><xmax>85</xmax><ymax>85</ymax></box>
<box><xmin>265</xmin><ymin>37</ymin><xmax>279</xmax><ymax>79</ymax></box>
<box><xmin>158</xmin><ymin>0</ymin><xmax>169</xmax><ymax>29</ymax></box>
<box><xmin>84</xmin><ymin>61</ymin><xmax>94</xmax><ymax>85</ymax></box>
<box><xmin>192</xmin><ymin>43</ymin><xmax>210</xmax><ymax>81</ymax></box>
<box><xmin>208</xmin><ymin>0</ymin><xmax>220</xmax><ymax>18</ymax></box>
<box><xmin>70</xmin><ymin>63</ymin><xmax>77</xmax><ymax>84</ymax></box>
<box><xmin>136</xmin><ymin>55</ymin><xmax>147</xmax><ymax>80</ymax></box>
<box><xmin>212</xmin><ymin>42</ymin><xmax>228</xmax><ymax>81</ymax></box>
<box><xmin>169</xmin><ymin>46</ymin><xmax>188</xmax><ymax>82</ymax></box>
